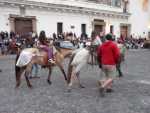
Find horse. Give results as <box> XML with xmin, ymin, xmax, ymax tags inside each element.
<box><xmin>67</xmin><ymin>46</ymin><xmax>94</xmax><ymax>91</ymax></box>
<box><xmin>15</xmin><ymin>45</ymin><xmax>74</xmax><ymax>88</ymax></box>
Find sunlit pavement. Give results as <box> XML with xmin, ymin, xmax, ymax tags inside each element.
<box><xmin>0</xmin><ymin>49</ymin><xmax>150</xmax><ymax>113</ymax></box>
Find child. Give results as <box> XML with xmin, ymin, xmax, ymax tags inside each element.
<box><xmin>38</xmin><ymin>31</ymin><xmax>55</xmax><ymax>64</ymax></box>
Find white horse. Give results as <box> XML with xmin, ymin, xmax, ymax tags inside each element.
<box><xmin>66</xmin><ymin>37</ymin><xmax>103</xmax><ymax>89</ymax></box>
<box><xmin>67</xmin><ymin>47</ymin><xmax>91</xmax><ymax>90</ymax></box>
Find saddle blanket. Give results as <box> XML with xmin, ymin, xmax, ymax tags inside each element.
<box><xmin>16</xmin><ymin>48</ymin><xmax>40</xmax><ymax>67</ymax></box>
<box><xmin>59</xmin><ymin>41</ymin><xmax>76</xmax><ymax>49</ymax></box>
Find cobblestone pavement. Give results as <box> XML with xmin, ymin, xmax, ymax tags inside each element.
<box><xmin>0</xmin><ymin>49</ymin><xmax>150</xmax><ymax>113</ymax></box>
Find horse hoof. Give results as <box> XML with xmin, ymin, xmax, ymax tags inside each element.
<box><xmin>30</xmin><ymin>76</ymin><xmax>40</xmax><ymax>79</ymax></box>
<box><xmin>28</xmin><ymin>85</ymin><xmax>33</xmax><ymax>89</ymax></box>
<box><xmin>67</xmin><ymin>88</ymin><xmax>72</xmax><ymax>92</ymax></box>
<box><xmin>99</xmin><ymin>87</ymin><xmax>105</xmax><ymax>97</ymax></box>
<box><xmin>118</xmin><ymin>74</ymin><xmax>123</xmax><ymax>78</ymax></box>
<box><xmin>47</xmin><ymin>80</ymin><xmax>52</xmax><ymax>85</ymax></box>
<box><xmin>97</xmin><ymin>81</ymin><xmax>102</xmax><ymax>87</ymax></box>
<box><xmin>79</xmin><ymin>85</ymin><xmax>85</xmax><ymax>88</ymax></box>
<box><xmin>15</xmin><ymin>86</ymin><xmax>19</xmax><ymax>89</ymax></box>
<box><xmin>15</xmin><ymin>83</ymin><xmax>20</xmax><ymax>89</ymax></box>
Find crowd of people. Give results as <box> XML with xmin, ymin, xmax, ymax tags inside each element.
<box><xmin>120</xmin><ymin>35</ymin><xmax>147</xmax><ymax>49</ymax></box>
<box><xmin>0</xmin><ymin>30</ymin><xmax>149</xmax><ymax>56</ymax></box>
<box><xmin>0</xmin><ymin>31</ymin><xmax>88</xmax><ymax>55</ymax></box>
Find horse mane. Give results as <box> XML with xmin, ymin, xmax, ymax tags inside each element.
<box><xmin>54</xmin><ymin>46</ymin><xmax>61</xmax><ymax>52</ymax></box>
<box><xmin>53</xmin><ymin>41</ymin><xmax>61</xmax><ymax>52</ymax></box>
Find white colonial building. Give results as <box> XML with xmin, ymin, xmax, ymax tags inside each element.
<box><xmin>0</xmin><ymin>0</ymin><xmax>131</xmax><ymax>38</ymax></box>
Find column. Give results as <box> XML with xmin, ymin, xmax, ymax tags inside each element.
<box><xmin>32</xmin><ymin>18</ymin><xmax>37</xmax><ymax>33</ymax></box>
<box><xmin>9</xmin><ymin>17</ymin><xmax>15</xmax><ymax>32</ymax></box>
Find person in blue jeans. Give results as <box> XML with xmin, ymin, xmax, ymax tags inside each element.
<box><xmin>25</xmin><ymin>33</ymin><xmax>40</xmax><ymax>78</ymax></box>
<box><xmin>31</xmin><ymin>64</ymin><xmax>40</xmax><ymax>78</ymax></box>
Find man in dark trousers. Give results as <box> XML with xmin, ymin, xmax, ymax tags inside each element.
<box><xmin>97</xmin><ymin>34</ymin><xmax>120</xmax><ymax>97</ymax></box>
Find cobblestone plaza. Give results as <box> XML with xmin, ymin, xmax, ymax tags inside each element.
<box><xmin>0</xmin><ymin>49</ymin><xmax>150</xmax><ymax>113</ymax></box>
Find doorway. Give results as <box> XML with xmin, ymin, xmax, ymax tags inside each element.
<box><xmin>15</xmin><ymin>18</ymin><xmax>33</xmax><ymax>35</ymax></box>
<box><xmin>9</xmin><ymin>15</ymin><xmax>36</xmax><ymax>36</ymax></box>
<box><xmin>57</xmin><ymin>22</ymin><xmax>63</xmax><ymax>35</ymax></box>
<box><xmin>120</xmin><ymin>24</ymin><xmax>130</xmax><ymax>38</ymax></box>
<box><xmin>94</xmin><ymin>25</ymin><xmax>103</xmax><ymax>35</ymax></box>
<box><xmin>93</xmin><ymin>19</ymin><xmax>106</xmax><ymax>35</ymax></box>
<box><xmin>81</xmin><ymin>24</ymin><xmax>86</xmax><ymax>34</ymax></box>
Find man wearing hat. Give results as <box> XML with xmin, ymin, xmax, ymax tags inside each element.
<box><xmin>97</xmin><ymin>34</ymin><xmax>120</xmax><ymax>97</ymax></box>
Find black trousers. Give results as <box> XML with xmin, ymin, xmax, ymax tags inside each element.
<box><xmin>116</xmin><ymin>63</ymin><xmax>123</xmax><ymax>77</ymax></box>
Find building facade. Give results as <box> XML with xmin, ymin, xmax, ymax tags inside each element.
<box><xmin>0</xmin><ymin>0</ymin><xmax>130</xmax><ymax>38</ymax></box>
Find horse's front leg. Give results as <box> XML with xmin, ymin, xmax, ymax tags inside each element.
<box><xmin>67</xmin><ymin>72</ymin><xmax>74</xmax><ymax>92</ymax></box>
<box><xmin>47</xmin><ymin>66</ymin><xmax>52</xmax><ymax>85</ymax></box>
<box><xmin>67</xmin><ymin>65</ymin><xmax>73</xmax><ymax>84</ymax></box>
<box><xmin>66</xmin><ymin>64</ymin><xmax>74</xmax><ymax>92</ymax></box>
<box><xmin>15</xmin><ymin>67</ymin><xmax>24</xmax><ymax>88</ymax></box>
<box><xmin>58</xmin><ymin>63</ymin><xmax>67</xmax><ymax>82</ymax></box>
<box><xmin>24</xmin><ymin>63</ymin><xmax>33</xmax><ymax>88</ymax></box>
<box><xmin>76</xmin><ymin>72</ymin><xmax>85</xmax><ymax>88</ymax></box>
<box><xmin>24</xmin><ymin>71</ymin><xmax>32</xmax><ymax>88</ymax></box>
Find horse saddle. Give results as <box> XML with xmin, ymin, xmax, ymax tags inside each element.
<box><xmin>54</xmin><ymin>41</ymin><xmax>76</xmax><ymax>49</ymax></box>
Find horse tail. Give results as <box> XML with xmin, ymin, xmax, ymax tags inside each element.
<box><xmin>15</xmin><ymin>46</ymin><xmax>23</xmax><ymax>76</ymax></box>
<box><xmin>15</xmin><ymin>52</ymin><xmax>22</xmax><ymax>87</ymax></box>
<box><xmin>15</xmin><ymin>53</ymin><xmax>20</xmax><ymax>71</ymax></box>
<box><xmin>67</xmin><ymin>53</ymin><xmax>75</xmax><ymax>84</ymax></box>
<box><xmin>15</xmin><ymin>53</ymin><xmax>20</xmax><ymax>74</ymax></box>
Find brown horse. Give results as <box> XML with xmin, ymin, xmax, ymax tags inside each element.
<box><xmin>15</xmin><ymin>46</ymin><xmax>74</xmax><ymax>88</ymax></box>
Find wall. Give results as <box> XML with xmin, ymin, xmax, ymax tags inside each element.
<box><xmin>0</xmin><ymin>6</ymin><xmax>19</xmax><ymax>32</ymax></box>
<box><xmin>26</xmin><ymin>8</ymin><xmax>92</xmax><ymax>37</ymax></box>
<box><xmin>26</xmin><ymin>8</ymin><xmax>127</xmax><ymax>38</ymax></box>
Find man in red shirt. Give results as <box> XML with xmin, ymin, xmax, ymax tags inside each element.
<box><xmin>97</xmin><ymin>34</ymin><xmax>120</xmax><ymax>97</ymax></box>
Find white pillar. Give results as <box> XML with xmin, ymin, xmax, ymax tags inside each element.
<box><xmin>114</xmin><ymin>23</ymin><xmax>120</xmax><ymax>38</ymax></box>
